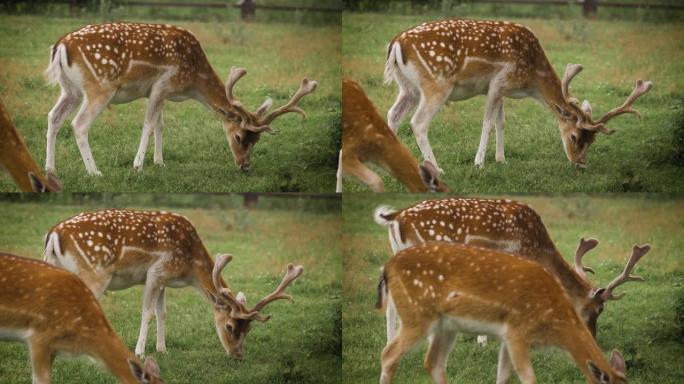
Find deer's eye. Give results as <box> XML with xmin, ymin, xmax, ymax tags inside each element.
<box><xmin>570</xmin><ymin>134</ymin><xmax>577</xmax><ymax>143</ymax></box>
<box><xmin>234</xmin><ymin>134</ymin><xmax>241</xmax><ymax>144</ymax></box>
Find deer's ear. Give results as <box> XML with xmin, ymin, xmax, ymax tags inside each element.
<box><xmin>554</xmin><ymin>104</ymin><xmax>574</xmax><ymax>120</ymax></box>
<box><xmin>581</xmin><ymin>100</ymin><xmax>593</xmax><ymax>117</ymax></box>
<box><xmin>128</xmin><ymin>359</ymin><xmax>146</xmax><ymax>382</ymax></box>
<box><xmin>419</xmin><ymin>161</ymin><xmax>439</xmax><ymax>191</ymax></box>
<box><xmin>143</xmin><ymin>357</ymin><xmax>161</xmax><ymax>377</ymax></box>
<box><xmin>610</xmin><ymin>350</ymin><xmax>626</xmax><ymax>377</ymax></box>
<box><xmin>28</xmin><ymin>173</ymin><xmax>46</xmax><ymax>192</ymax></box>
<box><xmin>236</xmin><ymin>291</ymin><xmax>247</xmax><ymax>304</ymax></box>
<box><xmin>587</xmin><ymin>360</ymin><xmax>610</xmax><ymax>384</ymax></box>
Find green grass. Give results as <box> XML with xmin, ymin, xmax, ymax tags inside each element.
<box><xmin>0</xmin><ymin>196</ymin><xmax>342</xmax><ymax>383</ymax></box>
<box><xmin>341</xmin><ymin>13</ymin><xmax>684</xmax><ymax>192</ymax></box>
<box><xmin>342</xmin><ymin>194</ymin><xmax>684</xmax><ymax>383</ymax></box>
<box><xmin>0</xmin><ymin>14</ymin><xmax>341</xmax><ymax>192</ymax></box>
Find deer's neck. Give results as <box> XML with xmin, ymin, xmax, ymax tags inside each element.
<box><xmin>543</xmin><ymin>247</ymin><xmax>593</xmax><ymax>300</ymax></box>
<box><xmin>534</xmin><ymin>60</ymin><xmax>574</xmax><ymax>119</ymax></box>
<box><xmin>194</xmin><ymin>70</ymin><xmax>240</xmax><ymax>121</ymax></box>
<box><xmin>378</xmin><ymin>137</ymin><xmax>428</xmax><ymax>193</ymax></box>
<box><xmin>191</xmin><ymin>245</ymin><xmax>229</xmax><ymax>302</ymax></box>
<box><xmin>93</xmin><ymin>334</ymin><xmax>141</xmax><ymax>384</ymax></box>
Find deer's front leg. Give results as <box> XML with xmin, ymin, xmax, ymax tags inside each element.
<box><xmin>155</xmin><ymin>286</ymin><xmax>167</xmax><ymax>353</ymax></box>
<box><xmin>494</xmin><ymin>102</ymin><xmax>506</xmax><ymax>163</ymax></box>
<box><xmin>423</xmin><ymin>321</ymin><xmax>458</xmax><ymax>384</ymax></box>
<box><xmin>475</xmin><ymin>94</ymin><xmax>503</xmax><ymax>169</ymax></box>
<box><xmin>496</xmin><ymin>342</ymin><xmax>513</xmax><ymax>384</ymax></box>
<box><xmin>134</xmin><ymin>95</ymin><xmax>164</xmax><ymax>171</ymax></box>
<box><xmin>153</xmin><ymin>107</ymin><xmax>165</xmax><ymax>167</ymax></box>
<box><xmin>135</xmin><ymin>273</ymin><xmax>164</xmax><ymax>358</ymax></box>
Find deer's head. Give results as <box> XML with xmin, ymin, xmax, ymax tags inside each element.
<box><xmin>128</xmin><ymin>357</ymin><xmax>164</xmax><ymax>384</ymax></box>
<box><xmin>206</xmin><ymin>254</ymin><xmax>304</xmax><ymax>358</ymax></box>
<box><xmin>555</xmin><ymin>64</ymin><xmax>652</xmax><ymax>168</ymax></box>
<box><xmin>217</xmin><ymin>68</ymin><xmax>318</xmax><ymax>171</ymax></box>
<box><xmin>574</xmin><ymin>238</ymin><xmax>651</xmax><ymax>338</ymax></box>
<box><xmin>587</xmin><ymin>350</ymin><xmax>627</xmax><ymax>384</ymax></box>
<box><xmin>419</xmin><ymin>161</ymin><xmax>450</xmax><ymax>192</ymax></box>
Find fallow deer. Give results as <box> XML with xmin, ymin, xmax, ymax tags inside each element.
<box><xmin>376</xmin><ymin>242</ymin><xmax>636</xmax><ymax>384</ymax></box>
<box><xmin>375</xmin><ymin>198</ymin><xmax>650</xmax><ymax>346</ymax></box>
<box><xmin>0</xmin><ymin>99</ymin><xmax>61</xmax><ymax>192</ymax></box>
<box><xmin>43</xmin><ymin>209</ymin><xmax>304</xmax><ymax>358</ymax></box>
<box><xmin>384</xmin><ymin>19</ymin><xmax>652</xmax><ymax>170</ymax></box>
<box><xmin>45</xmin><ymin>22</ymin><xmax>317</xmax><ymax>175</ymax></box>
<box><xmin>0</xmin><ymin>253</ymin><xmax>164</xmax><ymax>384</ymax></box>
<box><xmin>338</xmin><ymin>79</ymin><xmax>449</xmax><ymax>193</ymax></box>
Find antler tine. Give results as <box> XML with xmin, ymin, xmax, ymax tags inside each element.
<box><xmin>261</xmin><ymin>78</ymin><xmax>318</xmax><ymax>126</ymax></box>
<box><xmin>601</xmin><ymin>244</ymin><xmax>651</xmax><ymax>301</ymax></box>
<box><xmin>574</xmin><ymin>237</ymin><xmax>598</xmax><ymax>281</ymax></box>
<box><xmin>251</xmin><ymin>263</ymin><xmax>304</xmax><ymax>313</ymax></box>
<box><xmin>225</xmin><ymin>67</ymin><xmax>247</xmax><ymax>106</ymax></box>
<box><xmin>597</xmin><ymin>80</ymin><xmax>653</xmax><ymax>124</ymax></box>
<box><xmin>561</xmin><ymin>63</ymin><xmax>583</xmax><ymax>101</ymax></box>
<box><xmin>212</xmin><ymin>253</ymin><xmax>233</xmax><ymax>294</ymax></box>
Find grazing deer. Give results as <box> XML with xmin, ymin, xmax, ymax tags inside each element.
<box><xmin>376</xmin><ymin>242</ymin><xmax>634</xmax><ymax>384</ymax></box>
<box><xmin>45</xmin><ymin>22</ymin><xmax>317</xmax><ymax>175</ymax></box>
<box><xmin>0</xmin><ymin>253</ymin><xmax>163</xmax><ymax>384</ymax></box>
<box><xmin>43</xmin><ymin>209</ymin><xmax>304</xmax><ymax>358</ymax></box>
<box><xmin>375</xmin><ymin>198</ymin><xmax>650</xmax><ymax>346</ymax></box>
<box><xmin>0</xmin><ymin>99</ymin><xmax>61</xmax><ymax>192</ymax></box>
<box><xmin>384</xmin><ymin>19</ymin><xmax>652</xmax><ymax>170</ymax></box>
<box><xmin>338</xmin><ymin>79</ymin><xmax>449</xmax><ymax>193</ymax></box>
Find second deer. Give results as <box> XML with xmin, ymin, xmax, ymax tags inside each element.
<box><xmin>377</xmin><ymin>242</ymin><xmax>632</xmax><ymax>384</ymax></box>
<box><xmin>0</xmin><ymin>99</ymin><xmax>61</xmax><ymax>192</ymax></box>
<box><xmin>338</xmin><ymin>79</ymin><xmax>449</xmax><ymax>192</ymax></box>
<box><xmin>0</xmin><ymin>253</ymin><xmax>163</xmax><ymax>384</ymax></box>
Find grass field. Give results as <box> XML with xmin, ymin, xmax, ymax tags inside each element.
<box><xmin>342</xmin><ymin>194</ymin><xmax>684</xmax><ymax>383</ymax></box>
<box><xmin>341</xmin><ymin>13</ymin><xmax>684</xmax><ymax>193</ymax></box>
<box><xmin>0</xmin><ymin>14</ymin><xmax>340</xmax><ymax>192</ymax></box>
<box><xmin>0</xmin><ymin>196</ymin><xmax>342</xmax><ymax>383</ymax></box>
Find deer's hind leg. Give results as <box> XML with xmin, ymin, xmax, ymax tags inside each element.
<box><xmin>410</xmin><ymin>84</ymin><xmax>453</xmax><ymax>174</ymax></box>
<box><xmin>46</xmin><ymin>86</ymin><xmax>80</xmax><ymax>174</ymax></box>
<box><xmin>381</xmin><ymin>320</ymin><xmax>432</xmax><ymax>384</ymax></box>
<box><xmin>71</xmin><ymin>87</ymin><xmax>115</xmax><ymax>176</ymax></box>
<box><xmin>423</xmin><ymin>319</ymin><xmax>458</xmax><ymax>384</ymax></box>
<box><xmin>388</xmin><ymin>70</ymin><xmax>419</xmax><ymax>133</ymax></box>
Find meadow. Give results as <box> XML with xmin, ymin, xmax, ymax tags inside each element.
<box><xmin>342</xmin><ymin>194</ymin><xmax>684</xmax><ymax>383</ymax></box>
<box><xmin>0</xmin><ymin>195</ymin><xmax>342</xmax><ymax>383</ymax></box>
<box><xmin>0</xmin><ymin>13</ymin><xmax>341</xmax><ymax>192</ymax></box>
<box><xmin>341</xmin><ymin>12</ymin><xmax>684</xmax><ymax>193</ymax></box>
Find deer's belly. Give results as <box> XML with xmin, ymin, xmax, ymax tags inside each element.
<box><xmin>111</xmin><ymin>85</ymin><xmax>150</xmax><ymax>104</ymax></box>
<box><xmin>108</xmin><ymin>267</ymin><xmax>148</xmax><ymax>290</ymax></box>
<box><xmin>449</xmin><ymin>78</ymin><xmax>489</xmax><ymax>101</ymax></box>
<box><xmin>444</xmin><ymin>315</ymin><xmax>505</xmax><ymax>338</ymax></box>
